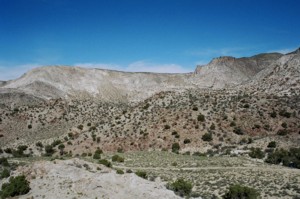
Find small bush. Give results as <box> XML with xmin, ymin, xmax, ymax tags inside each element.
<box><xmin>167</xmin><ymin>178</ymin><xmax>193</xmax><ymax>197</ymax></box>
<box><xmin>265</xmin><ymin>148</ymin><xmax>300</xmax><ymax>169</ymax></box>
<box><xmin>197</xmin><ymin>114</ymin><xmax>205</xmax><ymax>122</ymax></box>
<box><xmin>77</xmin><ymin>124</ymin><xmax>84</xmax><ymax>130</ymax></box>
<box><xmin>277</xmin><ymin>129</ymin><xmax>288</xmax><ymax>136</ymax></box>
<box><xmin>116</xmin><ymin>169</ymin><xmax>124</xmax><ymax>174</ymax></box>
<box><xmin>279</xmin><ymin>110</ymin><xmax>291</xmax><ymax>118</ymax></box>
<box><xmin>44</xmin><ymin>145</ymin><xmax>55</xmax><ymax>156</ymax></box>
<box><xmin>135</xmin><ymin>170</ymin><xmax>147</xmax><ymax>179</ymax></box>
<box><xmin>249</xmin><ymin>148</ymin><xmax>265</xmax><ymax>159</ymax></box>
<box><xmin>210</xmin><ymin>123</ymin><xmax>216</xmax><ymax>130</ymax></box>
<box><xmin>51</xmin><ymin>140</ymin><xmax>62</xmax><ymax>147</ymax></box>
<box><xmin>192</xmin><ymin>107</ymin><xmax>198</xmax><ymax>111</ymax></box>
<box><xmin>93</xmin><ymin>153</ymin><xmax>101</xmax><ymax>160</ymax></box>
<box><xmin>164</xmin><ymin>124</ymin><xmax>171</xmax><ymax>130</ymax></box>
<box><xmin>243</xmin><ymin>104</ymin><xmax>250</xmax><ymax>108</ymax></box>
<box><xmin>0</xmin><ymin>169</ymin><xmax>10</xmax><ymax>179</ymax></box>
<box><xmin>233</xmin><ymin>127</ymin><xmax>244</xmax><ymax>135</ymax></box>
<box><xmin>267</xmin><ymin>141</ymin><xmax>276</xmax><ymax>148</ymax></box>
<box><xmin>223</xmin><ymin>184</ymin><xmax>259</xmax><ymax>199</ymax></box>
<box><xmin>202</xmin><ymin>133</ymin><xmax>213</xmax><ymax>142</ymax></box>
<box><xmin>171</xmin><ymin>143</ymin><xmax>180</xmax><ymax>153</ymax></box>
<box><xmin>0</xmin><ymin>157</ymin><xmax>9</xmax><ymax>167</ymax></box>
<box><xmin>281</xmin><ymin>122</ymin><xmax>287</xmax><ymax>128</ymax></box>
<box><xmin>0</xmin><ymin>175</ymin><xmax>30</xmax><ymax>198</ymax></box>
<box><xmin>35</xmin><ymin>142</ymin><xmax>43</xmax><ymax>148</ymax></box>
<box><xmin>269</xmin><ymin>111</ymin><xmax>277</xmax><ymax>118</ymax></box>
<box><xmin>230</xmin><ymin>121</ymin><xmax>236</xmax><ymax>127</ymax></box>
<box><xmin>183</xmin><ymin>139</ymin><xmax>191</xmax><ymax>144</ymax></box>
<box><xmin>112</xmin><ymin>155</ymin><xmax>124</xmax><ymax>162</ymax></box>
<box><xmin>98</xmin><ymin>159</ymin><xmax>112</xmax><ymax>167</ymax></box>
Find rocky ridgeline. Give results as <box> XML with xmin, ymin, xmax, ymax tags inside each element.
<box><xmin>1</xmin><ymin>49</ymin><xmax>298</xmax><ymax>107</ymax></box>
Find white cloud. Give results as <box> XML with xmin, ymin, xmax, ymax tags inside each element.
<box><xmin>0</xmin><ymin>63</ymin><xmax>41</xmax><ymax>81</ymax></box>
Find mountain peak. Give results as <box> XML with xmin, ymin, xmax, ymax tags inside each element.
<box><xmin>210</xmin><ymin>56</ymin><xmax>236</xmax><ymax>64</ymax></box>
<box><xmin>286</xmin><ymin>47</ymin><xmax>300</xmax><ymax>55</ymax></box>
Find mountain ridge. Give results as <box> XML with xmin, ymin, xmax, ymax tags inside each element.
<box><xmin>0</xmin><ymin>49</ymin><xmax>298</xmax><ymax>106</ymax></box>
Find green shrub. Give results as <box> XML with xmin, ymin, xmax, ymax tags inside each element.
<box><xmin>197</xmin><ymin>114</ymin><xmax>205</xmax><ymax>122</ymax></box>
<box><xmin>164</xmin><ymin>124</ymin><xmax>171</xmax><ymax>130</ymax></box>
<box><xmin>279</xmin><ymin>110</ymin><xmax>291</xmax><ymax>118</ymax></box>
<box><xmin>77</xmin><ymin>124</ymin><xmax>83</xmax><ymax>130</ymax></box>
<box><xmin>98</xmin><ymin>159</ymin><xmax>112</xmax><ymax>167</ymax></box>
<box><xmin>4</xmin><ymin>148</ymin><xmax>12</xmax><ymax>154</ymax></box>
<box><xmin>44</xmin><ymin>145</ymin><xmax>55</xmax><ymax>156</ymax></box>
<box><xmin>267</xmin><ymin>141</ymin><xmax>276</xmax><ymax>148</ymax></box>
<box><xmin>93</xmin><ymin>153</ymin><xmax>101</xmax><ymax>160</ymax></box>
<box><xmin>12</xmin><ymin>145</ymin><xmax>29</xmax><ymax>158</ymax></box>
<box><xmin>95</xmin><ymin>149</ymin><xmax>103</xmax><ymax>154</ymax></box>
<box><xmin>230</xmin><ymin>121</ymin><xmax>236</xmax><ymax>127</ymax></box>
<box><xmin>277</xmin><ymin>129</ymin><xmax>288</xmax><ymax>136</ymax></box>
<box><xmin>0</xmin><ymin>157</ymin><xmax>9</xmax><ymax>167</ymax></box>
<box><xmin>183</xmin><ymin>139</ymin><xmax>191</xmax><ymax>144</ymax></box>
<box><xmin>112</xmin><ymin>155</ymin><xmax>124</xmax><ymax>162</ymax></box>
<box><xmin>265</xmin><ymin>148</ymin><xmax>300</xmax><ymax>169</ymax></box>
<box><xmin>233</xmin><ymin>127</ymin><xmax>244</xmax><ymax>135</ymax></box>
<box><xmin>223</xmin><ymin>184</ymin><xmax>259</xmax><ymax>199</ymax></box>
<box><xmin>192</xmin><ymin>107</ymin><xmax>198</xmax><ymax>111</ymax></box>
<box><xmin>171</xmin><ymin>143</ymin><xmax>180</xmax><ymax>153</ymax></box>
<box><xmin>135</xmin><ymin>170</ymin><xmax>147</xmax><ymax>179</ymax></box>
<box><xmin>243</xmin><ymin>104</ymin><xmax>250</xmax><ymax>108</ymax></box>
<box><xmin>281</xmin><ymin>122</ymin><xmax>287</xmax><ymax>128</ymax></box>
<box><xmin>51</xmin><ymin>140</ymin><xmax>62</xmax><ymax>147</ymax></box>
<box><xmin>210</xmin><ymin>123</ymin><xmax>216</xmax><ymax>130</ymax></box>
<box><xmin>202</xmin><ymin>133</ymin><xmax>213</xmax><ymax>142</ymax></box>
<box><xmin>167</xmin><ymin>178</ymin><xmax>193</xmax><ymax>197</ymax></box>
<box><xmin>0</xmin><ymin>169</ymin><xmax>10</xmax><ymax>179</ymax></box>
<box><xmin>269</xmin><ymin>111</ymin><xmax>277</xmax><ymax>118</ymax></box>
<box><xmin>35</xmin><ymin>142</ymin><xmax>43</xmax><ymax>148</ymax></box>
<box><xmin>116</xmin><ymin>169</ymin><xmax>124</xmax><ymax>174</ymax></box>
<box><xmin>0</xmin><ymin>175</ymin><xmax>30</xmax><ymax>198</ymax></box>
<box><xmin>249</xmin><ymin>148</ymin><xmax>265</xmax><ymax>159</ymax></box>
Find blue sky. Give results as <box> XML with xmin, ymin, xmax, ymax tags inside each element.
<box><xmin>0</xmin><ymin>0</ymin><xmax>299</xmax><ymax>80</ymax></box>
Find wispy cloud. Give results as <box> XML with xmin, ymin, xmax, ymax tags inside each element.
<box><xmin>0</xmin><ymin>63</ymin><xmax>41</xmax><ymax>81</ymax></box>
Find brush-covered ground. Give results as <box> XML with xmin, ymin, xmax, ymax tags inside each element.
<box><xmin>6</xmin><ymin>151</ymin><xmax>299</xmax><ymax>199</ymax></box>
<box><xmin>107</xmin><ymin>151</ymin><xmax>300</xmax><ymax>199</ymax></box>
<box><xmin>0</xmin><ymin>88</ymin><xmax>300</xmax><ymax>198</ymax></box>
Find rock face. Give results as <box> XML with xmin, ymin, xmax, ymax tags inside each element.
<box><xmin>14</xmin><ymin>158</ymin><xmax>182</xmax><ymax>199</ymax></box>
<box><xmin>194</xmin><ymin>53</ymin><xmax>283</xmax><ymax>88</ymax></box>
<box><xmin>246</xmin><ymin>50</ymin><xmax>300</xmax><ymax>94</ymax></box>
